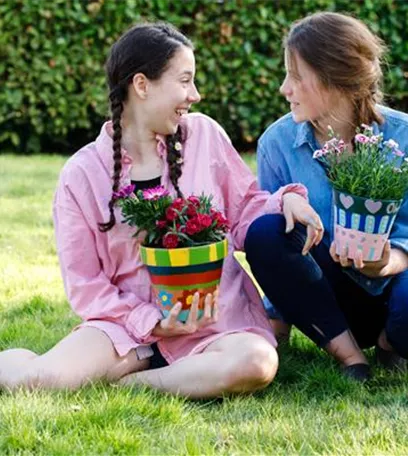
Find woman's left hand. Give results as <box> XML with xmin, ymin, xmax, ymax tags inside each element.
<box><xmin>282</xmin><ymin>192</ymin><xmax>324</xmax><ymax>255</ymax></box>
<box><xmin>329</xmin><ymin>240</ymin><xmax>392</xmax><ymax>278</ymax></box>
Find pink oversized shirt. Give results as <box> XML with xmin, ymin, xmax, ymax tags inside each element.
<box><xmin>53</xmin><ymin>113</ymin><xmax>307</xmax><ymax>363</ymax></box>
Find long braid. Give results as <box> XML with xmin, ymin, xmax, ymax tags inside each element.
<box><xmin>98</xmin><ymin>89</ymin><xmax>125</xmax><ymax>232</ymax></box>
<box><xmin>166</xmin><ymin>126</ymin><xmax>184</xmax><ymax>198</ymax></box>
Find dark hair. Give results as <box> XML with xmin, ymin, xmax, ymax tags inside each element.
<box><xmin>284</xmin><ymin>12</ymin><xmax>386</xmax><ymax>127</ymax></box>
<box><xmin>99</xmin><ymin>23</ymin><xmax>192</xmax><ymax>232</ymax></box>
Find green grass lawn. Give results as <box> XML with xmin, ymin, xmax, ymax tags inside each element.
<box><xmin>1</xmin><ymin>153</ymin><xmax>408</xmax><ymax>455</ymax></box>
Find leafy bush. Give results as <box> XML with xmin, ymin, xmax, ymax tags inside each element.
<box><xmin>1</xmin><ymin>0</ymin><xmax>407</xmax><ymax>153</ymax></box>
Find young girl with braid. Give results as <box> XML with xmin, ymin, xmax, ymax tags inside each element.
<box><xmin>0</xmin><ymin>23</ymin><xmax>322</xmax><ymax>397</ymax></box>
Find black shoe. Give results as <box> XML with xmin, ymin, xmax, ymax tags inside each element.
<box><xmin>375</xmin><ymin>345</ymin><xmax>407</xmax><ymax>372</ymax></box>
<box><xmin>342</xmin><ymin>363</ymin><xmax>371</xmax><ymax>382</ymax></box>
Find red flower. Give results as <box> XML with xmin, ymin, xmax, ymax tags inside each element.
<box><xmin>197</xmin><ymin>213</ymin><xmax>212</xmax><ymax>229</ymax></box>
<box><xmin>163</xmin><ymin>233</ymin><xmax>179</xmax><ymax>248</ymax></box>
<box><xmin>166</xmin><ymin>207</ymin><xmax>179</xmax><ymax>222</ymax></box>
<box><xmin>176</xmin><ymin>223</ymin><xmax>186</xmax><ymax>234</ymax></box>
<box><xmin>171</xmin><ymin>198</ymin><xmax>185</xmax><ymax>211</ymax></box>
<box><xmin>186</xmin><ymin>219</ymin><xmax>201</xmax><ymax>235</ymax></box>
<box><xmin>187</xmin><ymin>196</ymin><xmax>200</xmax><ymax>207</ymax></box>
<box><xmin>156</xmin><ymin>220</ymin><xmax>168</xmax><ymax>229</ymax></box>
<box><xmin>186</xmin><ymin>203</ymin><xmax>197</xmax><ymax>217</ymax></box>
<box><xmin>212</xmin><ymin>211</ymin><xmax>229</xmax><ymax>229</ymax></box>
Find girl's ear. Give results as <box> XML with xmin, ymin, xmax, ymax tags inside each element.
<box><xmin>131</xmin><ymin>73</ymin><xmax>149</xmax><ymax>100</ymax></box>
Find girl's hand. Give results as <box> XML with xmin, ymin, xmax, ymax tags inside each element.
<box><xmin>329</xmin><ymin>241</ymin><xmax>392</xmax><ymax>278</ymax></box>
<box><xmin>282</xmin><ymin>192</ymin><xmax>324</xmax><ymax>255</ymax></box>
<box><xmin>152</xmin><ymin>291</ymin><xmax>218</xmax><ymax>337</ymax></box>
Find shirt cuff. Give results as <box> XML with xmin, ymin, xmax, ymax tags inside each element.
<box><xmin>265</xmin><ymin>183</ymin><xmax>309</xmax><ymax>214</ymax></box>
<box><xmin>125</xmin><ymin>303</ymin><xmax>163</xmax><ymax>344</ymax></box>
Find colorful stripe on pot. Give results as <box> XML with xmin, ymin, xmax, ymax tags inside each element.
<box><xmin>140</xmin><ymin>238</ymin><xmax>228</xmax><ymax>267</ymax></box>
<box><xmin>140</xmin><ymin>239</ymin><xmax>228</xmax><ymax>322</ymax></box>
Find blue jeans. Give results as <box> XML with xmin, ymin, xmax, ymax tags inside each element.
<box><xmin>244</xmin><ymin>214</ymin><xmax>408</xmax><ymax>359</ymax></box>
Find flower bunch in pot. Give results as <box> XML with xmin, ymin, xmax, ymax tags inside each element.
<box><xmin>313</xmin><ymin>125</ymin><xmax>408</xmax><ymax>261</ymax></box>
<box><xmin>114</xmin><ymin>185</ymin><xmax>229</xmax><ymax>321</ymax></box>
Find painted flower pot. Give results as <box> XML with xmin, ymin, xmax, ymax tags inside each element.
<box><xmin>140</xmin><ymin>239</ymin><xmax>228</xmax><ymax>322</ymax></box>
<box><xmin>333</xmin><ymin>189</ymin><xmax>402</xmax><ymax>261</ymax></box>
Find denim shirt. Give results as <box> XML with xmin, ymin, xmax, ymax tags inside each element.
<box><xmin>258</xmin><ymin>105</ymin><xmax>408</xmax><ymax>298</ymax></box>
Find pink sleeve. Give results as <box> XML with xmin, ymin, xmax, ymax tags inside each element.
<box><xmin>53</xmin><ymin>180</ymin><xmax>162</xmax><ymax>345</ymax></box>
<box><xmin>213</xmin><ymin>126</ymin><xmax>308</xmax><ymax>250</ymax></box>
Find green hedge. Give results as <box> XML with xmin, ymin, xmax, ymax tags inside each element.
<box><xmin>1</xmin><ymin>0</ymin><xmax>407</xmax><ymax>153</ymax></box>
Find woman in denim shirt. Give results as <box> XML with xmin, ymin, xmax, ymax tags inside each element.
<box><xmin>245</xmin><ymin>12</ymin><xmax>408</xmax><ymax>381</ymax></box>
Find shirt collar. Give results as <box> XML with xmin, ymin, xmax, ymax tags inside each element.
<box><xmin>294</xmin><ymin>121</ymin><xmax>318</xmax><ymax>150</ymax></box>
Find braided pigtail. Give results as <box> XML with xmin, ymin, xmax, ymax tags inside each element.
<box><xmin>98</xmin><ymin>89</ymin><xmax>125</xmax><ymax>232</ymax></box>
<box><xmin>166</xmin><ymin>126</ymin><xmax>184</xmax><ymax>198</ymax></box>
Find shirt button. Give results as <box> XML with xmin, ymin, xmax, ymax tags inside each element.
<box><xmin>366</xmin><ymin>280</ymin><xmax>372</xmax><ymax>286</ymax></box>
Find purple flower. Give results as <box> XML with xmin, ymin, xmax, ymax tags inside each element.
<box><xmin>393</xmin><ymin>149</ymin><xmax>405</xmax><ymax>157</ymax></box>
<box><xmin>355</xmin><ymin>134</ymin><xmax>370</xmax><ymax>144</ymax></box>
<box><xmin>112</xmin><ymin>184</ymin><xmax>136</xmax><ymax>200</ymax></box>
<box><xmin>142</xmin><ymin>185</ymin><xmax>170</xmax><ymax>200</ymax></box>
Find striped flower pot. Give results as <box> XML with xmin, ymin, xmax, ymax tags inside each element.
<box><xmin>140</xmin><ymin>239</ymin><xmax>228</xmax><ymax>322</ymax></box>
<box><xmin>333</xmin><ymin>189</ymin><xmax>402</xmax><ymax>261</ymax></box>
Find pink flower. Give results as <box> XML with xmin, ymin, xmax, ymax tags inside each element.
<box><xmin>384</xmin><ymin>139</ymin><xmax>399</xmax><ymax>150</ymax></box>
<box><xmin>369</xmin><ymin>135</ymin><xmax>381</xmax><ymax>144</ymax></box>
<box><xmin>361</xmin><ymin>123</ymin><xmax>373</xmax><ymax>133</ymax></box>
<box><xmin>355</xmin><ymin>134</ymin><xmax>370</xmax><ymax>144</ymax></box>
<box><xmin>313</xmin><ymin>149</ymin><xmax>323</xmax><ymax>159</ymax></box>
<box><xmin>326</xmin><ymin>138</ymin><xmax>339</xmax><ymax>148</ymax></box>
<box><xmin>112</xmin><ymin>184</ymin><xmax>136</xmax><ymax>200</ymax></box>
<box><xmin>393</xmin><ymin>149</ymin><xmax>405</xmax><ymax>157</ymax></box>
<box><xmin>142</xmin><ymin>185</ymin><xmax>169</xmax><ymax>200</ymax></box>
<box><xmin>335</xmin><ymin>139</ymin><xmax>346</xmax><ymax>154</ymax></box>
<box><xmin>163</xmin><ymin>233</ymin><xmax>179</xmax><ymax>248</ymax></box>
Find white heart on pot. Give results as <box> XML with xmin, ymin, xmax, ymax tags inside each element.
<box><xmin>365</xmin><ymin>199</ymin><xmax>382</xmax><ymax>214</ymax></box>
<box><xmin>339</xmin><ymin>193</ymin><xmax>354</xmax><ymax>209</ymax></box>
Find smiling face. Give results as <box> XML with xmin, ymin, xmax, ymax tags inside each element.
<box><xmin>280</xmin><ymin>49</ymin><xmax>333</xmax><ymax>124</ymax></box>
<box><xmin>142</xmin><ymin>45</ymin><xmax>201</xmax><ymax>135</ymax></box>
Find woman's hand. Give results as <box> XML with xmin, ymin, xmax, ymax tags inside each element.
<box><xmin>330</xmin><ymin>240</ymin><xmax>397</xmax><ymax>278</ymax></box>
<box><xmin>282</xmin><ymin>192</ymin><xmax>324</xmax><ymax>255</ymax></box>
<box><xmin>152</xmin><ymin>291</ymin><xmax>218</xmax><ymax>338</ymax></box>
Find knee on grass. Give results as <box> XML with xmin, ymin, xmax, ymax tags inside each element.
<box><xmin>223</xmin><ymin>341</ymin><xmax>278</xmax><ymax>393</ymax></box>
